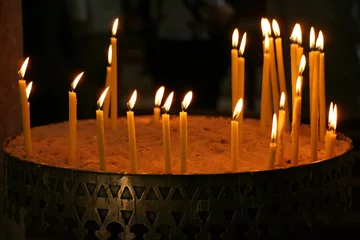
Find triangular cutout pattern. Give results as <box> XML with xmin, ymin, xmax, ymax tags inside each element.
<box><xmin>248</xmin><ymin>207</ymin><xmax>258</xmax><ymax>220</ymax></box>
<box><xmin>76</xmin><ymin>206</ymin><xmax>86</xmax><ymax>220</ymax></box>
<box><xmin>97</xmin><ymin>185</ymin><xmax>108</xmax><ymax>198</ymax></box>
<box><xmin>109</xmin><ymin>185</ymin><xmax>120</xmax><ymax>198</ymax></box>
<box><xmin>56</xmin><ymin>181</ymin><xmax>64</xmax><ymax>193</ymax></box>
<box><xmin>65</xmin><ymin>181</ymin><xmax>75</xmax><ymax>193</ymax></box>
<box><xmin>197</xmin><ymin>188</ymin><xmax>208</xmax><ymax>200</ymax></box>
<box><xmin>86</xmin><ymin>183</ymin><xmax>97</xmax><ymax>196</ymax></box>
<box><xmin>171</xmin><ymin>212</ymin><xmax>185</xmax><ymax>226</ymax></box>
<box><xmin>210</xmin><ymin>186</ymin><xmax>222</xmax><ymax>199</ymax></box>
<box><xmin>133</xmin><ymin>186</ymin><xmax>146</xmax><ymax>199</ymax></box>
<box><xmin>171</xmin><ymin>188</ymin><xmax>184</xmax><ymax>200</ymax></box>
<box><xmin>121</xmin><ymin>210</ymin><xmax>133</xmax><ymax>225</ymax></box>
<box><xmin>184</xmin><ymin>186</ymin><xmax>197</xmax><ymax>200</ymax></box>
<box><xmin>145</xmin><ymin>211</ymin><xmax>158</xmax><ymax>226</ymax></box>
<box><xmin>222</xmin><ymin>186</ymin><xmax>235</xmax><ymax>200</ymax></box>
<box><xmin>120</xmin><ymin>187</ymin><xmax>133</xmax><ymax>200</ymax></box>
<box><xmin>224</xmin><ymin>210</ymin><xmax>235</xmax><ymax>223</ymax></box>
<box><xmin>198</xmin><ymin>211</ymin><xmax>210</xmax><ymax>225</ymax></box>
<box><xmin>75</xmin><ymin>184</ymin><xmax>87</xmax><ymax>196</ymax></box>
<box><xmin>96</xmin><ymin>208</ymin><xmax>109</xmax><ymax>223</ymax></box>
<box><xmin>158</xmin><ymin>187</ymin><xmax>171</xmax><ymax>200</ymax></box>
<box><xmin>56</xmin><ymin>203</ymin><xmax>65</xmax><ymax>214</ymax></box>
<box><xmin>145</xmin><ymin>188</ymin><xmax>158</xmax><ymax>200</ymax></box>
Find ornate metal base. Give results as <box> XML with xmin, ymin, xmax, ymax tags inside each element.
<box><xmin>2</xmin><ymin>135</ymin><xmax>353</xmax><ymax>239</ymax></box>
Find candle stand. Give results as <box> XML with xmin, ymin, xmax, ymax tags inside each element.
<box><xmin>2</xmin><ymin>134</ymin><xmax>353</xmax><ymax>239</ymax></box>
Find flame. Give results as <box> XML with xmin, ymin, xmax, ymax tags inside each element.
<box><xmin>272</xmin><ymin>19</ymin><xmax>280</xmax><ymax>37</ymax></box>
<box><xmin>71</xmin><ymin>72</ymin><xmax>84</xmax><ymax>91</ymax></box>
<box><xmin>127</xmin><ymin>90</ymin><xmax>137</xmax><ymax>110</ymax></box>
<box><xmin>310</xmin><ymin>27</ymin><xmax>315</xmax><ymax>49</ymax></box>
<box><xmin>271</xmin><ymin>113</ymin><xmax>277</xmax><ymax>142</ymax></box>
<box><xmin>264</xmin><ymin>35</ymin><xmax>269</xmax><ymax>53</ymax></box>
<box><xmin>19</xmin><ymin>57</ymin><xmax>30</xmax><ymax>79</ymax></box>
<box><xmin>239</xmin><ymin>32</ymin><xmax>247</xmax><ymax>56</ymax></box>
<box><xmin>154</xmin><ymin>86</ymin><xmax>165</xmax><ymax>106</ymax></box>
<box><xmin>112</xmin><ymin>18</ymin><xmax>119</xmax><ymax>36</ymax></box>
<box><xmin>316</xmin><ymin>30</ymin><xmax>324</xmax><ymax>51</ymax></box>
<box><xmin>296</xmin><ymin>76</ymin><xmax>302</xmax><ymax>96</ymax></box>
<box><xmin>280</xmin><ymin>92</ymin><xmax>285</xmax><ymax>109</ymax></box>
<box><xmin>232</xmin><ymin>28</ymin><xmax>239</xmax><ymax>48</ymax></box>
<box><xmin>181</xmin><ymin>91</ymin><xmax>193</xmax><ymax>110</ymax></box>
<box><xmin>232</xmin><ymin>98</ymin><xmax>243</xmax><ymax>120</ymax></box>
<box><xmin>163</xmin><ymin>92</ymin><xmax>174</xmax><ymax>113</ymax></box>
<box><xmin>298</xmin><ymin>55</ymin><xmax>306</xmax><ymax>75</ymax></box>
<box><xmin>26</xmin><ymin>81</ymin><xmax>33</xmax><ymax>99</ymax></box>
<box><xmin>261</xmin><ymin>18</ymin><xmax>271</xmax><ymax>37</ymax></box>
<box><xmin>328</xmin><ymin>102</ymin><xmax>333</xmax><ymax>126</ymax></box>
<box><xmin>97</xmin><ymin>87</ymin><xmax>110</xmax><ymax>108</ymax></box>
<box><xmin>108</xmin><ymin>45</ymin><xmax>112</xmax><ymax>65</ymax></box>
<box><xmin>332</xmin><ymin>104</ymin><xmax>337</xmax><ymax>131</ymax></box>
<box><xmin>290</xmin><ymin>23</ymin><xmax>302</xmax><ymax>44</ymax></box>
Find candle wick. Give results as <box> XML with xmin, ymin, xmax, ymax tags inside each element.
<box><xmin>161</xmin><ymin>106</ymin><xmax>168</xmax><ymax>114</ymax></box>
<box><xmin>126</xmin><ymin>102</ymin><xmax>132</xmax><ymax>111</ymax></box>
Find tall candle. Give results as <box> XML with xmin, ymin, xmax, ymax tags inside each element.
<box><xmin>180</xmin><ymin>91</ymin><xmax>193</xmax><ymax>173</ymax></box>
<box><xmin>318</xmin><ymin>31</ymin><xmax>326</xmax><ymax>144</ymax></box>
<box><xmin>291</xmin><ymin>77</ymin><xmax>302</xmax><ymax>165</ymax></box>
<box><xmin>260</xmin><ymin>35</ymin><xmax>271</xmax><ymax>134</ymax></box>
<box><xmin>231</xmin><ymin>98</ymin><xmax>243</xmax><ymax>172</ymax></box>
<box><xmin>268</xmin><ymin>114</ymin><xmax>277</xmax><ymax>169</ymax></box>
<box><xmin>154</xmin><ymin>86</ymin><xmax>165</xmax><ymax>123</ymax></box>
<box><xmin>162</xmin><ymin>92</ymin><xmax>174</xmax><ymax>173</ymax></box>
<box><xmin>111</xmin><ymin>18</ymin><xmax>119</xmax><ymax>130</ymax></box>
<box><xmin>290</xmin><ymin>24</ymin><xmax>300</xmax><ymax>106</ymax></box>
<box><xmin>127</xmin><ymin>90</ymin><xmax>138</xmax><ymax>173</ymax></box>
<box><xmin>68</xmin><ymin>72</ymin><xmax>83</xmax><ymax>163</ymax></box>
<box><xmin>324</xmin><ymin>103</ymin><xmax>337</xmax><ymax>158</ymax></box>
<box><xmin>231</xmin><ymin>29</ymin><xmax>239</xmax><ymax>112</ymax></box>
<box><xmin>276</xmin><ymin>92</ymin><xmax>285</xmax><ymax>166</ymax></box>
<box><xmin>18</xmin><ymin>58</ymin><xmax>32</xmax><ymax>157</ymax></box>
<box><xmin>309</xmin><ymin>27</ymin><xmax>316</xmax><ymax>115</ymax></box>
<box><xmin>103</xmin><ymin>45</ymin><xmax>112</xmax><ymax>123</ymax></box>
<box><xmin>96</xmin><ymin>87</ymin><xmax>109</xmax><ymax>171</ymax></box>
<box><xmin>238</xmin><ymin>33</ymin><xmax>246</xmax><ymax>143</ymax></box>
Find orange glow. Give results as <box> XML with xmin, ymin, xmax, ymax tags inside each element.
<box><xmin>232</xmin><ymin>28</ymin><xmax>239</xmax><ymax>48</ymax></box>
<box><xmin>232</xmin><ymin>98</ymin><xmax>243</xmax><ymax>120</ymax></box>
<box><xmin>272</xmin><ymin>19</ymin><xmax>280</xmax><ymax>37</ymax></box>
<box><xmin>280</xmin><ymin>92</ymin><xmax>285</xmax><ymax>109</ymax></box>
<box><xmin>127</xmin><ymin>90</ymin><xmax>137</xmax><ymax>110</ymax></box>
<box><xmin>298</xmin><ymin>55</ymin><xmax>306</xmax><ymax>75</ymax></box>
<box><xmin>154</xmin><ymin>86</ymin><xmax>165</xmax><ymax>106</ymax></box>
<box><xmin>97</xmin><ymin>87</ymin><xmax>110</xmax><ymax>109</ymax></box>
<box><xmin>328</xmin><ymin>102</ymin><xmax>337</xmax><ymax>131</ymax></box>
<box><xmin>290</xmin><ymin>23</ymin><xmax>302</xmax><ymax>44</ymax></box>
<box><xmin>112</xmin><ymin>18</ymin><xmax>119</xmax><ymax>36</ymax></box>
<box><xmin>239</xmin><ymin>32</ymin><xmax>247</xmax><ymax>56</ymax></box>
<box><xmin>163</xmin><ymin>92</ymin><xmax>174</xmax><ymax>113</ymax></box>
<box><xmin>296</xmin><ymin>76</ymin><xmax>302</xmax><ymax>96</ymax></box>
<box><xmin>19</xmin><ymin>57</ymin><xmax>30</xmax><ymax>79</ymax></box>
<box><xmin>264</xmin><ymin>35</ymin><xmax>269</xmax><ymax>53</ymax></box>
<box><xmin>26</xmin><ymin>81</ymin><xmax>33</xmax><ymax>99</ymax></box>
<box><xmin>71</xmin><ymin>72</ymin><xmax>84</xmax><ymax>91</ymax></box>
<box><xmin>261</xmin><ymin>18</ymin><xmax>271</xmax><ymax>37</ymax></box>
<box><xmin>310</xmin><ymin>27</ymin><xmax>315</xmax><ymax>49</ymax></box>
<box><xmin>316</xmin><ymin>30</ymin><xmax>324</xmax><ymax>51</ymax></box>
<box><xmin>108</xmin><ymin>45</ymin><xmax>112</xmax><ymax>65</ymax></box>
<box><xmin>181</xmin><ymin>91</ymin><xmax>193</xmax><ymax>110</ymax></box>
<box><xmin>271</xmin><ymin>113</ymin><xmax>277</xmax><ymax>142</ymax></box>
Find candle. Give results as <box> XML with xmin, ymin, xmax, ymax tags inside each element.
<box><xmin>309</xmin><ymin>27</ymin><xmax>316</xmax><ymax>115</ymax></box>
<box><xmin>291</xmin><ymin>77</ymin><xmax>302</xmax><ymax>165</ymax></box>
<box><xmin>231</xmin><ymin>98</ymin><xmax>243</xmax><ymax>172</ymax></box>
<box><xmin>162</xmin><ymin>92</ymin><xmax>174</xmax><ymax>173</ymax></box>
<box><xmin>272</xmin><ymin>19</ymin><xmax>290</xmax><ymax>131</ymax></box>
<box><xmin>103</xmin><ymin>45</ymin><xmax>112</xmax><ymax>123</ymax></box>
<box><xmin>324</xmin><ymin>103</ymin><xmax>337</xmax><ymax>158</ymax></box>
<box><xmin>96</xmin><ymin>87</ymin><xmax>110</xmax><ymax>171</ymax></box>
<box><xmin>18</xmin><ymin>58</ymin><xmax>32</xmax><ymax>157</ymax></box>
<box><xmin>318</xmin><ymin>31</ymin><xmax>326</xmax><ymax>144</ymax></box>
<box><xmin>238</xmin><ymin>32</ymin><xmax>246</xmax><ymax>143</ymax></box>
<box><xmin>260</xmin><ymin>35</ymin><xmax>271</xmax><ymax>134</ymax></box>
<box><xmin>298</xmin><ymin>55</ymin><xmax>306</xmax><ymax>80</ymax></box>
<box><xmin>268</xmin><ymin>113</ymin><xmax>277</xmax><ymax>169</ymax></box>
<box><xmin>111</xmin><ymin>18</ymin><xmax>119</xmax><ymax>130</ymax></box>
<box><xmin>290</xmin><ymin>24</ymin><xmax>300</xmax><ymax>106</ymax></box>
<box><xmin>154</xmin><ymin>86</ymin><xmax>165</xmax><ymax>123</ymax></box>
<box><xmin>276</xmin><ymin>92</ymin><xmax>285</xmax><ymax>165</ymax></box>
<box><xmin>127</xmin><ymin>90</ymin><xmax>138</xmax><ymax>173</ymax></box>
<box><xmin>180</xmin><ymin>91</ymin><xmax>193</xmax><ymax>173</ymax></box>
<box><xmin>231</xmin><ymin>29</ymin><xmax>239</xmax><ymax>112</ymax></box>
<box><xmin>68</xmin><ymin>72</ymin><xmax>83</xmax><ymax>163</ymax></box>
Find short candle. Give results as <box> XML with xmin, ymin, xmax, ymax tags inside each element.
<box><xmin>180</xmin><ymin>91</ymin><xmax>193</xmax><ymax>173</ymax></box>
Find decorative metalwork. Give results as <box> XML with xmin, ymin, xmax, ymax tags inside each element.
<box><xmin>1</xmin><ymin>134</ymin><xmax>353</xmax><ymax>239</ymax></box>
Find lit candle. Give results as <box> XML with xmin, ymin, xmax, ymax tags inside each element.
<box><xmin>268</xmin><ymin>113</ymin><xmax>277</xmax><ymax>169</ymax></box>
<box><xmin>317</xmin><ymin>31</ymin><xmax>326</xmax><ymax>144</ymax></box>
<box><xmin>324</xmin><ymin>103</ymin><xmax>337</xmax><ymax>158</ymax></box>
<box><xmin>180</xmin><ymin>91</ymin><xmax>193</xmax><ymax>173</ymax></box>
<box><xmin>68</xmin><ymin>72</ymin><xmax>84</xmax><ymax>163</ymax></box>
<box><xmin>309</xmin><ymin>27</ymin><xmax>316</xmax><ymax>115</ymax></box>
<box><xmin>127</xmin><ymin>90</ymin><xmax>138</xmax><ymax>173</ymax></box>
<box><xmin>231</xmin><ymin>29</ymin><xmax>239</xmax><ymax>112</ymax></box>
<box><xmin>291</xmin><ymin>77</ymin><xmax>302</xmax><ymax>165</ymax></box>
<box><xmin>238</xmin><ymin>32</ymin><xmax>246</xmax><ymax>143</ymax></box>
<box><xmin>272</xmin><ymin>19</ymin><xmax>290</xmax><ymax>131</ymax></box>
<box><xmin>290</xmin><ymin>24</ymin><xmax>300</xmax><ymax>106</ymax></box>
<box><xmin>111</xmin><ymin>18</ymin><xmax>119</xmax><ymax>130</ymax></box>
<box><xmin>260</xmin><ymin>35</ymin><xmax>271</xmax><ymax>134</ymax></box>
<box><xmin>154</xmin><ymin>86</ymin><xmax>165</xmax><ymax>123</ymax></box>
<box><xmin>162</xmin><ymin>92</ymin><xmax>174</xmax><ymax>173</ymax></box>
<box><xmin>298</xmin><ymin>55</ymin><xmax>306</xmax><ymax>84</ymax></box>
<box><xmin>96</xmin><ymin>87</ymin><xmax>110</xmax><ymax>171</ymax></box>
<box><xmin>103</xmin><ymin>45</ymin><xmax>112</xmax><ymax>123</ymax></box>
<box><xmin>18</xmin><ymin>58</ymin><xmax>32</xmax><ymax>157</ymax></box>
<box><xmin>231</xmin><ymin>98</ymin><xmax>243</xmax><ymax>172</ymax></box>
<box><xmin>276</xmin><ymin>92</ymin><xmax>285</xmax><ymax>165</ymax></box>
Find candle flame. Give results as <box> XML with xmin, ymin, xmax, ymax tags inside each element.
<box><xmin>298</xmin><ymin>55</ymin><xmax>306</xmax><ymax>75</ymax></box>
<box><xmin>316</xmin><ymin>30</ymin><xmax>324</xmax><ymax>51</ymax></box>
<box><xmin>290</xmin><ymin>23</ymin><xmax>302</xmax><ymax>44</ymax></box>
<box><xmin>328</xmin><ymin>102</ymin><xmax>337</xmax><ymax>131</ymax></box>
<box><xmin>272</xmin><ymin>19</ymin><xmax>280</xmax><ymax>37</ymax></box>
<box><xmin>310</xmin><ymin>27</ymin><xmax>315</xmax><ymax>49</ymax></box>
<box><xmin>127</xmin><ymin>90</ymin><xmax>137</xmax><ymax>110</ymax></box>
<box><xmin>271</xmin><ymin>113</ymin><xmax>277</xmax><ymax>142</ymax></box>
<box><xmin>154</xmin><ymin>86</ymin><xmax>165</xmax><ymax>106</ymax></box>
<box><xmin>181</xmin><ymin>91</ymin><xmax>193</xmax><ymax>110</ymax></box>
<box><xmin>97</xmin><ymin>87</ymin><xmax>110</xmax><ymax>109</ymax></box>
<box><xmin>296</xmin><ymin>76</ymin><xmax>302</xmax><ymax>96</ymax></box>
<box><xmin>239</xmin><ymin>32</ymin><xmax>247</xmax><ymax>56</ymax></box>
<box><xmin>232</xmin><ymin>28</ymin><xmax>239</xmax><ymax>48</ymax></box>
<box><xmin>328</xmin><ymin>102</ymin><xmax>333</xmax><ymax>126</ymax></box>
<box><xmin>280</xmin><ymin>92</ymin><xmax>285</xmax><ymax>109</ymax></box>
<box><xmin>264</xmin><ymin>35</ymin><xmax>269</xmax><ymax>53</ymax></box>
<box><xmin>163</xmin><ymin>92</ymin><xmax>174</xmax><ymax>113</ymax></box>
<box><xmin>19</xmin><ymin>57</ymin><xmax>30</xmax><ymax>79</ymax></box>
<box><xmin>108</xmin><ymin>45</ymin><xmax>112</xmax><ymax>65</ymax></box>
<box><xmin>261</xmin><ymin>18</ymin><xmax>271</xmax><ymax>37</ymax></box>
<box><xmin>71</xmin><ymin>72</ymin><xmax>84</xmax><ymax>91</ymax></box>
<box><xmin>232</xmin><ymin>98</ymin><xmax>243</xmax><ymax>120</ymax></box>
<box><xmin>112</xmin><ymin>18</ymin><xmax>119</xmax><ymax>36</ymax></box>
<box><xmin>26</xmin><ymin>81</ymin><xmax>33</xmax><ymax>99</ymax></box>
